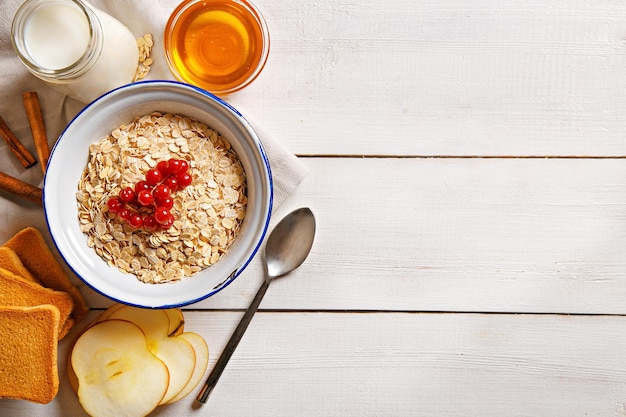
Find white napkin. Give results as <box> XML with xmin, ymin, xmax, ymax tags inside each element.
<box><xmin>0</xmin><ymin>0</ymin><xmax>308</xmax><ymax>211</ymax></box>
<box><xmin>245</xmin><ymin>118</ymin><xmax>309</xmax><ymax>209</ymax></box>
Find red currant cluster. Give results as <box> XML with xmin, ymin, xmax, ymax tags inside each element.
<box><xmin>106</xmin><ymin>158</ymin><xmax>193</xmax><ymax>230</ymax></box>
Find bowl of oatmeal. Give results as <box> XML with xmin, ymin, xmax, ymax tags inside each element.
<box><xmin>43</xmin><ymin>80</ymin><xmax>272</xmax><ymax>308</ymax></box>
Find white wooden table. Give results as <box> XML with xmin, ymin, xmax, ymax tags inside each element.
<box><xmin>3</xmin><ymin>0</ymin><xmax>626</xmax><ymax>415</ymax></box>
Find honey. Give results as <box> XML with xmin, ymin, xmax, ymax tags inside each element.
<box><xmin>165</xmin><ymin>0</ymin><xmax>269</xmax><ymax>94</ymax></box>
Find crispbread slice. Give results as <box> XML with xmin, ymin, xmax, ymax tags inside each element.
<box><xmin>0</xmin><ymin>247</ymin><xmax>36</xmax><ymax>282</ymax></box>
<box><xmin>0</xmin><ymin>267</ymin><xmax>74</xmax><ymax>337</ymax></box>
<box><xmin>3</xmin><ymin>227</ymin><xmax>89</xmax><ymax>323</ymax></box>
<box><xmin>0</xmin><ymin>305</ymin><xmax>60</xmax><ymax>404</ymax></box>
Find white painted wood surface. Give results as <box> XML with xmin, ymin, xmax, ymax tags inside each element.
<box><xmin>3</xmin><ymin>0</ymin><xmax>626</xmax><ymax>416</ymax></box>
<box><xmin>232</xmin><ymin>0</ymin><xmax>626</xmax><ymax>157</ymax></box>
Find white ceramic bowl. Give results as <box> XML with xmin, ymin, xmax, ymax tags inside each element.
<box><xmin>44</xmin><ymin>80</ymin><xmax>273</xmax><ymax>308</ymax></box>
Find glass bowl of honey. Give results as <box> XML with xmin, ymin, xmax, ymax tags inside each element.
<box><xmin>164</xmin><ymin>0</ymin><xmax>270</xmax><ymax>95</ymax></box>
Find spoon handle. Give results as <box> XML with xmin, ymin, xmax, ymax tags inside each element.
<box><xmin>196</xmin><ymin>279</ymin><xmax>271</xmax><ymax>404</ymax></box>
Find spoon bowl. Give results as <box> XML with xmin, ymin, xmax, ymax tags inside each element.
<box><xmin>266</xmin><ymin>207</ymin><xmax>316</xmax><ymax>278</ymax></box>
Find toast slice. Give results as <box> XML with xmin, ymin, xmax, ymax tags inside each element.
<box><xmin>0</xmin><ymin>305</ymin><xmax>60</xmax><ymax>404</ymax></box>
<box><xmin>0</xmin><ymin>247</ymin><xmax>36</xmax><ymax>282</ymax></box>
<box><xmin>3</xmin><ymin>227</ymin><xmax>89</xmax><ymax>323</ymax></box>
<box><xmin>0</xmin><ymin>267</ymin><xmax>74</xmax><ymax>338</ymax></box>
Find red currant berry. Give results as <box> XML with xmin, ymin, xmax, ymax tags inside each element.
<box><xmin>145</xmin><ymin>168</ymin><xmax>162</xmax><ymax>186</ymax></box>
<box><xmin>137</xmin><ymin>189</ymin><xmax>154</xmax><ymax>206</ymax></box>
<box><xmin>156</xmin><ymin>160</ymin><xmax>169</xmax><ymax>174</ymax></box>
<box><xmin>128</xmin><ymin>214</ymin><xmax>144</xmax><ymax>228</ymax></box>
<box><xmin>107</xmin><ymin>197</ymin><xmax>123</xmax><ymax>213</ymax></box>
<box><xmin>134</xmin><ymin>180</ymin><xmax>151</xmax><ymax>194</ymax></box>
<box><xmin>154</xmin><ymin>207</ymin><xmax>172</xmax><ymax>224</ymax></box>
<box><xmin>160</xmin><ymin>215</ymin><xmax>175</xmax><ymax>229</ymax></box>
<box><xmin>156</xmin><ymin>196</ymin><xmax>174</xmax><ymax>210</ymax></box>
<box><xmin>176</xmin><ymin>172</ymin><xmax>192</xmax><ymax>187</ymax></box>
<box><xmin>143</xmin><ymin>215</ymin><xmax>158</xmax><ymax>230</ymax></box>
<box><xmin>152</xmin><ymin>184</ymin><xmax>171</xmax><ymax>201</ymax></box>
<box><xmin>117</xmin><ymin>208</ymin><xmax>131</xmax><ymax>221</ymax></box>
<box><xmin>167</xmin><ymin>158</ymin><xmax>183</xmax><ymax>174</ymax></box>
<box><xmin>119</xmin><ymin>187</ymin><xmax>136</xmax><ymax>203</ymax></box>
<box><xmin>178</xmin><ymin>159</ymin><xmax>189</xmax><ymax>173</ymax></box>
<box><xmin>163</xmin><ymin>176</ymin><xmax>179</xmax><ymax>191</ymax></box>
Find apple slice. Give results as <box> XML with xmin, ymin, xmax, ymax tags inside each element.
<box><xmin>66</xmin><ymin>304</ymin><xmax>128</xmax><ymax>394</ymax></box>
<box><xmin>107</xmin><ymin>306</ymin><xmax>196</xmax><ymax>404</ymax></box>
<box><xmin>96</xmin><ymin>303</ymin><xmax>126</xmax><ymax>322</ymax></box>
<box><xmin>164</xmin><ymin>308</ymin><xmax>185</xmax><ymax>336</ymax></box>
<box><xmin>167</xmin><ymin>332</ymin><xmax>209</xmax><ymax>403</ymax></box>
<box><xmin>71</xmin><ymin>319</ymin><xmax>169</xmax><ymax>417</ymax></box>
<box><xmin>67</xmin><ymin>306</ymin><xmax>190</xmax><ymax>395</ymax></box>
<box><xmin>98</xmin><ymin>304</ymin><xmax>184</xmax><ymax>336</ymax></box>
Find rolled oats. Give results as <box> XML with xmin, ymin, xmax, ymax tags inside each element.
<box><xmin>133</xmin><ymin>34</ymin><xmax>154</xmax><ymax>81</ymax></box>
<box><xmin>77</xmin><ymin>112</ymin><xmax>247</xmax><ymax>284</ymax></box>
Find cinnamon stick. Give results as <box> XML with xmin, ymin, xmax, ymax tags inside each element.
<box><xmin>0</xmin><ymin>115</ymin><xmax>37</xmax><ymax>169</ymax></box>
<box><xmin>22</xmin><ymin>92</ymin><xmax>50</xmax><ymax>175</ymax></box>
<box><xmin>0</xmin><ymin>171</ymin><xmax>43</xmax><ymax>206</ymax></box>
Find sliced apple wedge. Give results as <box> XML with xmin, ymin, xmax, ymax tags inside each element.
<box><xmin>66</xmin><ymin>304</ymin><xmax>129</xmax><ymax>394</ymax></box>
<box><xmin>99</xmin><ymin>304</ymin><xmax>184</xmax><ymax>336</ymax></box>
<box><xmin>95</xmin><ymin>303</ymin><xmax>126</xmax><ymax>322</ymax></box>
<box><xmin>164</xmin><ymin>308</ymin><xmax>185</xmax><ymax>336</ymax></box>
<box><xmin>71</xmin><ymin>319</ymin><xmax>169</xmax><ymax>417</ymax></box>
<box><xmin>167</xmin><ymin>332</ymin><xmax>209</xmax><ymax>404</ymax></box>
<box><xmin>107</xmin><ymin>306</ymin><xmax>196</xmax><ymax>404</ymax></box>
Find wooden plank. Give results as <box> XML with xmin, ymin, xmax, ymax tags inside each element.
<box><xmin>72</xmin><ymin>157</ymin><xmax>626</xmax><ymax>314</ymax></box>
<box><xmin>2</xmin><ymin>1</ymin><xmax>626</xmax><ymax>157</ymax></box>
<box><xmin>1</xmin><ymin>157</ymin><xmax>623</xmax><ymax>314</ymax></box>
<box><xmin>227</xmin><ymin>0</ymin><xmax>626</xmax><ymax>157</ymax></box>
<box><xmin>5</xmin><ymin>311</ymin><xmax>626</xmax><ymax>416</ymax></box>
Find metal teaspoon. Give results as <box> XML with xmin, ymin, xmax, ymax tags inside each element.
<box><xmin>196</xmin><ymin>207</ymin><xmax>317</xmax><ymax>404</ymax></box>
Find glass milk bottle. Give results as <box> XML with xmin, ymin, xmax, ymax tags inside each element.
<box><xmin>11</xmin><ymin>0</ymin><xmax>139</xmax><ymax>103</ymax></box>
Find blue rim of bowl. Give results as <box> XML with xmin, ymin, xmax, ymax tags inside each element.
<box><xmin>43</xmin><ymin>80</ymin><xmax>274</xmax><ymax>308</ymax></box>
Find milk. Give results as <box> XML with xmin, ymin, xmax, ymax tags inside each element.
<box><xmin>23</xmin><ymin>3</ymin><xmax>90</xmax><ymax>70</ymax></box>
<box><xmin>13</xmin><ymin>0</ymin><xmax>139</xmax><ymax>103</ymax></box>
